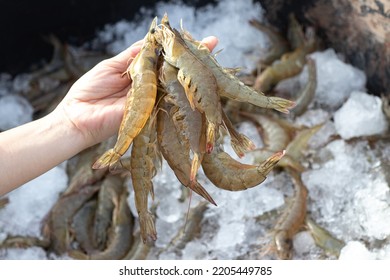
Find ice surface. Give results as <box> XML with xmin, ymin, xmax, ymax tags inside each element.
<box><xmin>0</xmin><ymin>247</ymin><xmax>48</xmax><ymax>260</ymax></box>
<box><xmin>307</xmin><ymin>49</ymin><xmax>366</xmax><ymax>109</ymax></box>
<box><xmin>0</xmin><ymin>95</ymin><xmax>33</xmax><ymax>131</ymax></box>
<box><xmin>339</xmin><ymin>241</ymin><xmax>376</xmax><ymax>260</ymax></box>
<box><xmin>334</xmin><ymin>91</ymin><xmax>388</xmax><ymax>139</ymax></box>
<box><xmin>302</xmin><ymin>139</ymin><xmax>390</xmax><ymax>244</ymax></box>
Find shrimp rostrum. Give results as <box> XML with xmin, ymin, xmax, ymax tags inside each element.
<box><xmin>88</xmin><ymin>14</ymin><xmax>294</xmax><ymax>242</ymax></box>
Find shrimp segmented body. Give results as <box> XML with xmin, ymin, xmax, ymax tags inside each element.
<box><xmin>93</xmin><ymin>17</ymin><xmax>159</xmax><ymax>170</ymax></box>
<box><xmin>130</xmin><ymin>115</ymin><xmax>160</xmax><ymax>243</ymax></box>
<box><xmin>202</xmin><ymin>145</ymin><xmax>285</xmax><ymax>191</ymax></box>
<box><xmin>157</xmin><ymin>99</ymin><xmax>216</xmax><ymax>205</ymax></box>
<box><xmin>70</xmin><ymin>188</ymin><xmax>134</xmax><ymax>260</ymax></box>
<box><xmin>249</xmin><ymin>19</ymin><xmax>289</xmax><ymax>69</ymax></box>
<box><xmin>92</xmin><ymin>175</ymin><xmax>125</xmax><ymax>250</ymax></box>
<box><xmin>154</xmin><ymin>14</ymin><xmax>222</xmax><ymax>152</ymax></box>
<box><xmin>254</xmin><ymin>28</ymin><xmax>317</xmax><ymax>93</ymax></box>
<box><xmin>268</xmin><ymin>170</ymin><xmax>308</xmax><ymax>259</ymax></box>
<box><xmin>159</xmin><ymin>61</ymin><xmax>207</xmax><ymax>181</ymax></box>
<box><xmin>291</xmin><ymin>58</ymin><xmax>317</xmax><ymax>116</ymax></box>
<box><xmin>180</xmin><ymin>28</ymin><xmax>295</xmax><ymax>114</ymax></box>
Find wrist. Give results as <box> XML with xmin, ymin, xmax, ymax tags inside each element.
<box><xmin>46</xmin><ymin>109</ymin><xmax>89</xmax><ymax>153</ymax></box>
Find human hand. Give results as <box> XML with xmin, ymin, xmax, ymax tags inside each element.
<box><xmin>54</xmin><ymin>36</ymin><xmax>219</xmax><ymax>148</ymax></box>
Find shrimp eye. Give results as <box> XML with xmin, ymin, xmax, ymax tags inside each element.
<box><xmin>151</xmin><ymin>28</ymin><xmax>156</xmax><ymax>34</ymax></box>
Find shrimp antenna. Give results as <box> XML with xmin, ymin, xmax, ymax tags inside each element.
<box><xmin>183</xmin><ymin>189</ymin><xmax>193</xmax><ymax>233</ymax></box>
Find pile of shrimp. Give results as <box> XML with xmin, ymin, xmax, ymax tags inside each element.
<box><xmin>90</xmin><ymin>14</ymin><xmax>295</xmax><ymax>245</ymax></box>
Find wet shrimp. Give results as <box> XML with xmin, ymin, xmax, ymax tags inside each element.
<box><xmin>93</xmin><ymin>17</ymin><xmax>159</xmax><ymax>170</ymax></box>
<box><xmin>254</xmin><ymin>30</ymin><xmax>317</xmax><ymax>93</ymax></box>
<box><xmin>202</xmin><ymin>144</ymin><xmax>285</xmax><ymax>191</ymax></box>
<box><xmin>129</xmin><ymin>114</ymin><xmax>160</xmax><ymax>243</ymax></box>
<box><xmin>154</xmin><ymin>14</ymin><xmax>223</xmax><ymax>153</ymax></box>
<box><xmin>249</xmin><ymin>19</ymin><xmax>289</xmax><ymax>70</ymax></box>
<box><xmin>92</xmin><ymin>175</ymin><xmax>125</xmax><ymax>250</ymax></box>
<box><xmin>264</xmin><ymin>170</ymin><xmax>308</xmax><ymax>259</ymax></box>
<box><xmin>71</xmin><ymin>200</ymin><xmax>96</xmax><ymax>254</ymax></box>
<box><xmin>157</xmin><ymin>98</ymin><xmax>216</xmax><ymax>205</ymax></box>
<box><xmin>180</xmin><ymin>26</ymin><xmax>295</xmax><ymax>114</ymax></box>
<box><xmin>291</xmin><ymin>58</ymin><xmax>317</xmax><ymax>116</ymax></box>
<box><xmin>70</xmin><ymin>188</ymin><xmax>134</xmax><ymax>260</ymax></box>
<box><xmin>159</xmin><ymin>61</ymin><xmax>207</xmax><ymax>181</ymax></box>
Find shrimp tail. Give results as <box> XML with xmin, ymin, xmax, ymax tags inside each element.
<box><xmin>189</xmin><ymin>181</ymin><xmax>217</xmax><ymax>206</ymax></box>
<box><xmin>92</xmin><ymin>149</ymin><xmax>121</xmax><ymax>170</ymax></box>
<box><xmin>268</xmin><ymin>97</ymin><xmax>296</xmax><ymax>114</ymax></box>
<box><xmin>257</xmin><ymin>150</ymin><xmax>285</xmax><ymax>175</ymax></box>
<box><xmin>139</xmin><ymin>212</ymin><xmax>157</xmax><ymax>243</ymax></box>
<box><xmin>231</xmin><ymin>133</ymin><xmax>256</xmax><ymax>158</ymax></box>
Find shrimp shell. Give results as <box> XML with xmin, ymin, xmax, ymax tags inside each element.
<box><xmin>291</xmin><ymin>58</ymin><xmax>317</xmax><ymax>116</ymax></box>
<box><xmin>93</xmin><ymin>17</ymin><xmax>159</xmax><ymax>170</ymax></box>
<box><xmin>130</xmin><ymin>115</ymin><xmax>159</xmax><ymax>243</ymax></box>
<box><xmin>154</xmin><ymin>14</ymin><xmax>222</xmax><ymax>152</ymax></box>
<box><xmin>157</xmin><ymin>99</ymin><xmax>216</xmax><ymax>205</ymax></box>
<box><xmin>159</xmin><ymin>61</ymin><xmax>207</xmax><ymax>181</ymax></box>
<box><xmin>272</xmin><ymin>170</ymin><xmax>307</xmax><ymax>259</ymax></box>
<box><xmin>180</xmin><ymin>28</ymin><xmax>295</xmax><ymax>114</ymax></box>
<box><xmin>202</xmin><ymin>145</ymin><xmax>285</xmax><ymax>191</ymax></box>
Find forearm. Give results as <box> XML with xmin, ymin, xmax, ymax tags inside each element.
<box><xmin>0</xmin><ymin>111</ymin><xmax>86</xmax><ymax>195</ymax></box>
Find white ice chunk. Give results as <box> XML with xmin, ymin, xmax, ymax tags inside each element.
<box><xmin>1</xmin><ymin>247</ymin><xmax>48</xmax><ymax>260</ymax></box>
<box><xmin>339</xmin><ymin>241</ymin><xmax>376</xmax><ymax>260</ymax></box>
<box><xmin>0</xmin><ymin>95</ymin><xmax>33</xmax><ymax>130</ymax></box>
<box><xmin>0</xmin><ymin>165</ymin><xmax>68</xmax><ymax>237</ymax></box>
<box><xmin>334</xmin><ymin>91</ymin><xmax>388</xmax><ymax>139</ymax></box>
<box><xmin>293</xmin><ymin>231</ymin><xmax>317</xmax><ymax>257</ymax></box>
<box><xmin>309</xmin><ymin>49</ymin><xmax>366</xmax><ymax>109</ymax></box>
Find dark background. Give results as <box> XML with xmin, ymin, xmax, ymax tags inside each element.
<box><xmin>0</xmin><ymin>0</ymin><xmax>215</xmax><ymax>74</ymax></box>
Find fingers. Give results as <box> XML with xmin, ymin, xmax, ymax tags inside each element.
<box><xmin>101</xmin><ymin>35</ymin><xmax>218</xmax><ymax>75</ymax></box>
<box><xmin>200</xmin><ymin>36</ymin><xmax>219</xmax><ymax>52</ymax></box>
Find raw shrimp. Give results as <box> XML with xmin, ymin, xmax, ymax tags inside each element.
<box><xmin>154</xmin><ymin>14</ymin><xmax>222</xmax><ymax>152</ymax></box>
<box><xmin>93</xmin><ymin>17</ymin><xmax>159</xmax><ymax>170</ymax></box>
<box><xmin>254</xmin><ymin>31</ymin><xmax>317</xmax><ymax>93</ymax></box>
<box><xmin>123</xmin><ymin>235</ymin><xmax>151</xmax><ymax>260</ymax></box>
<box><xmin>0</xmin><ymin>235</ymin><xmax>49</xmax><ymax>249</ymax></box>
<box><xmin>159</xmin><ymin>61</ymin><xmax>206</xmax><ymax>181</ymax></box>
<box><xmin>157</xmin><ymin>99</ymin><xmax>216</xmax><ymax>205</ymax></box>
<box><xmin>287</xmin><ymin>13</ymin><xmax>306</xmax><ymax>50</ymax></box>
<box><xmin>271</xmin><ymin>170</ymin><xmax>308</xmax><ymax>259</ymax></box>
<box><xmin>71</xmin><ymin>200</ymin><xmax>96</xmax><ymax>254</ymax></box>
<box><xmin>202</xmin><ymin>144</ymin><xmax>285</xmax><ymax>191</ymax></box>
<box><xmin>70</xmin><ymin>188</ymin><xmax>134</xmax><ymax>260</ymax></box>
<box><xmin>241</xmin><ymin>112</ymin><xmax>291</xmax><ymax>152</ymax></box>
<box><xmin>129</xmin><ymin>114</ymin><xmax>160</xmax><ymax>243</ymax></box>
<box><xmin>180</xmin><ymin>26</ymin><xmax>295</xmax><ymax>114</ymax></box>
<box><xmin>249</xmin><ymin>19</ymin><xmax>289</xmax><ymax>69</ymax></box>
<box><xmin>43</xmin><ymin>185</ymin><xmax>99</xmax><ymax>255</ymax></box>
<box><xmin>92</xmin><ymin>175</ymin><xmax>125</xmax><ymax>250</ymax></box>
<box><xmin>291</xmin><ymin>58</ymin><xmax>317</xmax><ymax>116</ymax></box>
